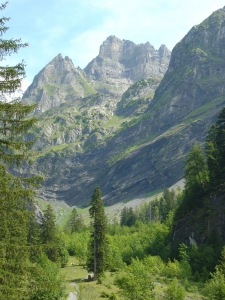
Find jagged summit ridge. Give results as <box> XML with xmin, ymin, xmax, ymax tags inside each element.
<box><xmin>98</xmin><ymin>35</ymin><xmax>170</xmax><ymax>63</ymax></box>
<box><xmin>20</xmin><ymin>7</ymin><xmax>225</xmax><ymax>205</ymax></box>
<box><xmin>23</xmin><ymin>54</ymin><xmax>95</xmax><ymax>113</ymax></box>
<box><xmin>23</xmin><ymin>36</ymin><xmax>171</xmax><ymax>113</ymax></box>
<box><xmin>84</xmin><ymin>36</ymin><xmax>171</xmax><ymax>92</ymax></box>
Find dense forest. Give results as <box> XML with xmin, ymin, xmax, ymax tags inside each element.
<box><xmin>1</xmin><ymin>2</ymin><xmax>225</xmax><ymax>300</ymax></box>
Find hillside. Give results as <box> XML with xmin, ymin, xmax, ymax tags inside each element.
<box><xmin>25</xmin><ymin>7</ymin><xmax>225</xmax><ymax>206</ymax></box>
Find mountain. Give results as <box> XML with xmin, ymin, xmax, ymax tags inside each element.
<box><xmin>23</xmin><ymin>36</ymin><xmax>171</xmax><ymax>114</ymax></box>
<box><xmin>23</xmin><ymin>54</ymin><xmax>95</xmax><ymax>113</ymax></box>
<box><xmin>84</xmin><ymin>35</ymin><xmax>170</xmax><ymax>95</ymax></box>
<box><xmin>24</xmin><ymin>7</ymin><xmax>225</xmax><ymax>206</ymax></box>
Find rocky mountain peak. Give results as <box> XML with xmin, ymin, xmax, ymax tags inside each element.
<box><xmin>85</xmin><ymin>35</ymin><xmax>171</xmax><ymax>94</ymax></box>
<box><xmin>22</xmin><ymin>54</ymin><xmax>94</xmax><ymax>113</ymax></box>
<box><xmin>22</xmin><ymin>36</ymin><xmax>171</xmax><ymax>114</ymax></box>
<box><xmin>158</xmin><ymin>44</ymin><xmax>171</xmax><ymax>60</ymax></box>
<box><xmin>167</xmin><ymin>7</ymin><xmax>225</xmax><ymax>73</ymax></box>
<box><xmin>99</xmin><ymin>35</ymin><xmax>126</xmax><ymax>60</ymax></box>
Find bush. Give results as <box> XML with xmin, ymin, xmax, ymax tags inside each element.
<box><xmin>164</xmin><ymin>278</ymin><xmax>186</xmax><ymax>300</ymax></box>
<box><xmin>205</xmin><ymin>268</ymin><xmax>225</xmax><ymax>299</ymax></box>
<box><xmin>163</xmin><ymin>259</ymin><xmax>182</xmax><ymax>278</ymax></box>
<box><xmin>100</xmin><ymin>290</ymin><xmax>109</xmax><ymax>298</ymax></box>
<box><xmin>28</xmin><ymin>255</ymin><xmax>66</xmax><ymax>300</ymax></box>
<box><xmin>109</xmin><ymin>292</ymin><xmax>117</xmax><ymax>299</ymax></box>
<box><xmin>115</xmin><ymin>258</ymin><xmax>155</xmax><ymax>300</ymax></box>
<box><xmin>143</xmin><ymin>255</ymin><xmax>165</xmax><ymax>275</ymax></box>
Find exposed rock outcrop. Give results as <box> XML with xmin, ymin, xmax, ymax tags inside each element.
<box><xmin>23</xmin><ymin>7</ymin><xmax>225</xmax><ymax>206</ymax></box>
<box><xmin>23</xmin><ymin>54</ymin><xmax>95</xmax><ymax>113</ymax></box>
<box><xmin>85</xmin><ymin>36</ymin><xmax>171</xmax><ymax>95</ymax></box>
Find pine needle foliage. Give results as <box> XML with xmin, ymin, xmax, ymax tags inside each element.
<box><xmin>0</xmin><ymin>3</ymin><xmax>41</xmax><ymax>299</ymax></box>
<box><xmin>87</xmin><ymin>186</ymin><xmax>107</xmax><ymax>281</ymax></box>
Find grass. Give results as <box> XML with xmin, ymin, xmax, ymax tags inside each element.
<box><xmin>146</xmin><ymin>189</ymin><xmax>164</xmax><ymax>198</ymax></box>
<box><xmin>60</xmin><ymin>257</ymin><xmax>207</xmax><ymax>299</ymax></box>
<box><xmin>104</xmin><ymin>115</ymin><xmax>131</xmax><ymax>129</ymax></box>
<box><xmin>43</xmin><ymin>83</ymin><xmax>59</xmax><ymax>96</ymax></box>
<box><xmin>60</xmin><ymin>256</ymin><xmax>122</xmax><ymax>299</ymax></box>
<box><xmin>77</xmin><ymin>78</ymin><xmax>96</xmax><ymax>97</ymax></box>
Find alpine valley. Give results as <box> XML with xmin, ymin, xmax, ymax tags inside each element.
<box><xmin>23</xmin><ymin>7</ymin><xmax>225</xmax><ymax>207</ymax></box>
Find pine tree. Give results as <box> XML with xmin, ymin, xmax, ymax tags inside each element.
<box><xmin>41</xmin><ymin>204</ymin><xmax>59</xmax><ymax>263</ymax></box>
<box><xmin>0</xmin><ymin>3</ymin><xmax>40</xmax><ymax>299</ymax></box>
<box><xmin>205</xmin><ymin>124</ymin><xmax>220</xmax><ymax>186</ymax></box>
<box><xmin>67</xmin><ymin>207</ymin><xmax>84</xmax><ymax>233</ymax></box>
<box><xmin>27</xmin><ymin>204</ymin><xmax>41</xmax><ymax>262</ymax></box>
<box><xmin>163</xmin><ymin>188</ymin><xmax>175</xmax><ymax>220</ymax></box>
<box><xmin>215</xmin><ymin>107</ymin><xmax>225</xmax><ymax>172</ymax></box>
<box><xmin>87</xmin><ymin>186</ymin><xmax>107</xmax><ymax>281</ymax></box>
<box><xmin>183</xmin><ymin>144</ymin><xmax>208</xmax><ymax>209</ymax></box>
<box><xmin>184</xmin><ymin>144</ymin><xmax>208</xmax><ymax>190</ymax></box>
<box><xmin>120</xmin><ymin>207</ymin><xmax>137</xmax><ymax>226</ymax></box>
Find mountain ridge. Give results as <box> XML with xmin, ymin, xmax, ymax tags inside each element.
<box><xmin>23</xmin><ymin>7</ymin><xmax>225</xmax><ymax>205</ymax></box>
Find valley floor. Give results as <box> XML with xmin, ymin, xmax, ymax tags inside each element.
<box><xmin>61</xmin><ymin>256</ymin><xmax>207</xmax><ymax>300</ymax></box>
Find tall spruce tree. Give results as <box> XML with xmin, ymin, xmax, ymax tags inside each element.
<box><xmin>205</xmin><ymin>124</ymin><xmax>220</xmax><ymax>187</ymax></box>
<box><xmin>41</xmin><ymin>204</ymin><xmax>59</xmax><ymax>263</ymax></box>
<box><xmin>183</xmin><ymin>144</ymin><xmax>208</xmax><ymax>209</ymax></box>
<box><xmin>87</xmin><ymin>186</ymin><xmax>107</xmax><ymax>281</ymax></box>
<box><xmin>0</xmin><ymin>3</ymin><xmax>40</xmax><ymax>298</ymax></box>
<box><xmin>66</xmin><ymin>207</ymin><xmax>84</xmax><ymax>233</ymax></box>
<box><xmin>215</xmin><ymin>107</ymin><xmax>225</xmax><ymax>181</ymax></box>
<box><xmin>205</xmin><ymin>107</ymin><xmax>225</xmax><ymax>188</ymax></box>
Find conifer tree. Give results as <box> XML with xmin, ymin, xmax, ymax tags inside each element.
<box><xmin>205</xmin><ymin>124</ymin><xmax>220</xmax><ymax>186</ymax></box>
<box><xmin>183</xmin><ymin>144</ymin><xmax>208</xmax><ymax>209</ymax></box>
<box><xmin>27</xmin><ymin>204</ymin><xmax>41</xmax><ymax>262</ymax></box>
<box><xmin>184</xmin><ymin>144</ymin><xmax>208</xmax><ymax>190</ymax></box>
<box><xmin>205</xmin><ymin>107</ymin><xmax>225</xmax><ymax>188</ymax></box>
<box><xmin>41</xmin><ymin>204</ymin><xmax>59</xmax><ymax>263</ymax></box>
<box><xmin>66</xmin><ymin>207</ymin><xmax>84</xmax><ymax>233</ymax></box>
<box><xmin>41</xmin><ymin>204</ymin><xmax>57</xmax><ymax>244</ymax></box>
<box><xmin>0</xmin><ymin>4</ymin><xmax>40</xmax><ymax>298</ymax></box>
<box><xmin>215</xmin><ymin>107</ymin><xmax>225</xmax><ymax>173</ymax></box>
<box><xmin>87</xmin><ymin>186</ymin><xmax>107</xmax><ymax>281</ymax></box>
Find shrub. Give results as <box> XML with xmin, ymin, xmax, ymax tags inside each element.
<box><xmin>164</xmin><ymin>278</ymin><xmax>186</xmax><ymax>300</ymax></box>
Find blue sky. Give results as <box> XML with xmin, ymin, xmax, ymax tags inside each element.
<box><xmin>2</xmin><ymin>0</ymin><xmax>225</xmax><ymax>85</ymax></box>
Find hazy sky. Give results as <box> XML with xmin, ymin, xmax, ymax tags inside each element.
<box><xmin>3</xmin><ymin>0</ymin><xmax>225</xmax><ymax>84</ymax></box>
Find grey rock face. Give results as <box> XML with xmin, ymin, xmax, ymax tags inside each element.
<box><xmin>23</xmin><ymin>54</ymin><xmax>95</xmax><ymax>113</ymax></box>
<box><xmin>84</xmin><ymin>35</ymin><xmax>171</xmax><ymax>94</ymax></box>
<box><xmin>23</xmin><ymin>37</ymin><xmax>170</xmax><ymax>115</ymax></box>
<box><xmin>32</xmin><ymin>7</ymin><xmax>225</xmax><ymax>206</ymax></box>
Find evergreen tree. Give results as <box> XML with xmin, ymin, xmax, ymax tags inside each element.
<box><xmin>215</xmin><ymin>107</ymin><xmax>225</xmax><ymax>185</ymax></box>
<box><xmin>66</xmin><ymin>207</ymin><xmax>84</xmax><ymax>233</ymax></box>
<box><xmin>161</xmin><ymin>188</ymin><xmax>175</xmax><ymax>221</ymax></box>
<box><xmin>27</xmin><ymin>204</ymin><xmax>40</xmax><ymax>246</ymax></box>
<box><xmin>184</xmin><ymin>144</ymin><xmax>208</xmax><ymax>190</ymax></box>
<box><xmin>205</xmin><ymin>124</ymin><xmax>220</xmax><ymax>186</ymax></box>
<box><xmin>27</xmin><ymin>204</ymin><xmax>41</xmax><ymax>262</ymax></box>
<box><xmin>41</xmin><ymin>204</ymin><xmax>59</xmax><ymax>262</ymax></box>
<box><xmin>120</xmin><ymin>206</ymin><xmax>137</xmax><ymax>226</ymax></box>
<box><xmin>41</xmin><ymin>204</ymin><xmax>57</xmax><ymax>244</ymax></box>
<box><xmin>87</xmin><ymin>186</ymin><xmax>107</xmax><ymax>281</ymax></box>
<box><xmin>120</xmin><ymin>207</ymin><xmax>128</xmax><ymax>226</ymax></box>
<box><xmin>215</xmin><ymin>107</ymin><xmax>225</xmax><ymax>174</ymax></box>
<box><xmin>0</xmin><ymin>3</ymin><xmax>40</xmax><ymax>298</ymax></box>
<box><xmin>205</xmin><ymin>107</ymin><xmax>225</xmax><ymax>189</ymax></box>
<box><xmin>183</xmin><ymin>144</ymin><xmax>208</xmax><ymax>208</ymax></box>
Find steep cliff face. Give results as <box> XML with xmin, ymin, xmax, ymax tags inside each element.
<box><xmin>147</xmin><ymin>7</ymin><xmax>225</xmax><ymax>127</ymax></box>
<box><xmin>23</xmin><ymin>54</ymin><xmax>95</xmax><ymax>113</ymax></box>
<box><xmin>84</xmin><ymin>35</ymin><xmax>171</xmax><ymax>95</ymax></box>
<box><xmin>25</xmin><ymin>7</ymin><xmax>225</xmax><ymax>206</ymax></box>
<box><xmin>23</xmin><ymin>37</ymin><xmax>170</xmax><ymax>114</ymax></box>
